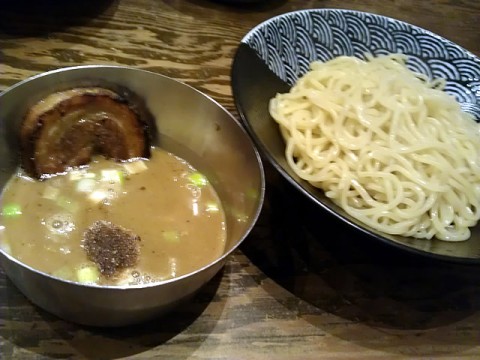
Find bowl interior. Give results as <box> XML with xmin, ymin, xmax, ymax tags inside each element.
<box><xmin>232</xmin><ymin>9</ymin><xmax>480</xmax><ymax>262</ymax></box>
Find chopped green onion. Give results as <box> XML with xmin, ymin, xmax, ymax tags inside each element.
<box><xmin>2</xmin><ymin>204</ymin><xmax>22</xmax><ymax>217</ymax></box>
<box><xmin>188</xmin><ymin>172</ymin><xmax>208</xmax><ymax>187</ymax></box>
<box><xmin>69</xmin><ymin>170</ymin><xmax>96</xmax><ymax>181</ymax></box>
<box><xmin>88</xmin><ymin>190</ymin><xmax>108</xmax><ymax>204</ymax></box>
<box><xmin>76</xmin><ymin>178</ymin><xmax>96</xmax><ymax>193</ymax></box>
<box><xmin>163</xmin><ymin>230</ymin><xmax>180</xmax><ymax>243</ymax></box>
<box><xmin>77</xmin><ymin>266</ymin><xmax>100</xmax><ymax>284</ymax></box>
<box><xmin>68</xmin><ymin>170</ymin><xmax>84</xmax><ymax>181</ymax></box>
<box><xmin>205</xmin><ymin>202</ymin><xmax>220</xmax><ymax>213</ymax></box>
<box><xmin>101</xmin><ymin>169</ymin><xmax>124</xmax><ymax>184</ymax></box>
<box><xmin>124</xmin><ymin>161</ymin><xmax>148</xmax><ymax>175</ymax></box>
<box><xmin>42</xmin><ymin>186</ymin><xmax>59</xmax><ymax>200</ymax></box>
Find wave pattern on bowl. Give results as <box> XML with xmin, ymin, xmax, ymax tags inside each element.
<box><xmin>242</xmin><ymin>9</ymin><xmax>480</xmax><ymax>119</ymax></box>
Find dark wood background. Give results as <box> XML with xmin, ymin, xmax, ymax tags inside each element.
<box><xmin>1</xmin><ymin>0</ymin><xmax>479</xmax><ymax>358</ymax></box>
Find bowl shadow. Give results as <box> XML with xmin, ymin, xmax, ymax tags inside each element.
<box><xmin>241</xmin><ymin>161</ymin><xmax>480</xmax><ymax>353</ymax></box>
<box><xmin>0</xmin><ymin>268</ymin><xmax>225</xmax><ymax>359</ymax></box>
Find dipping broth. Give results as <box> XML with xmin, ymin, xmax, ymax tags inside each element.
<box><xmin>0</xmin><ymin>147</ymin><xmax>227</xmax><ymax>286</ymax></box>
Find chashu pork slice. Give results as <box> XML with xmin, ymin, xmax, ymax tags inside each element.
<box><xmin>21</xmin><ymin>87</ymin><xmax>150</xmax><ymax>179</ymax></box>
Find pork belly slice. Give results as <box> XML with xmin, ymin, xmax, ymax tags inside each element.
<box><xmin>21</xmin><ymin>87</ymin><xmax>150</xmax><ymax>178</ymax></box>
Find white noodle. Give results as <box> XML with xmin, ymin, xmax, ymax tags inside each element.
<box><xmin>269</xmin><ymin>54</ymin><xmax>480</xmax><ymax>241</ymax></box>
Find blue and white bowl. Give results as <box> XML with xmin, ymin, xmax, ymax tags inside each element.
<box><xmin>231</xmin><ymin>9</ymin><xmax>480</xmax><ymax>262</ymax></box>
<box><xmin>243</xmin><ymin>9</ymin><xmax>480</xmax><ymax>118</ymax></box>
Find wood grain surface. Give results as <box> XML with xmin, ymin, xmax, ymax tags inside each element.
<box><xmin>1</xmin><ymin>0</ymin><xmax>480</xmax><ymax>359</ymax></box>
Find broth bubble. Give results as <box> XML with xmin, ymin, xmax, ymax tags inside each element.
<box><xmin>43</xmin><ymin>213</ymin><xmax>75</xmax><ymax>235</ymax></box>
<box><xmin>52</xmin><ymin>220</ymin><xmax>63</xmax><ymax>229</ymax></box>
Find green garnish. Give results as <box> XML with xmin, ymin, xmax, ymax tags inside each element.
<box><xmin>69</xmin><ymin>170</ymin><xmax>96</xmax><ymax>181</ymax></box>
<box><xmin>123</xmin><ymin>161</ymin><xmax>148</xmax><ymax>175</ymax></box>
<box><xmin>76</xmin><ymin>178</ymin><xmax>96</xmax><ymax>193</ymax></box>
<box><xmin>2</xmin><ymin>203</ymin><xmax>22</xmax><ymax>217</ymax></box>
<box><xmin>188</xmin><ymin>172</ymin><xmax>208</xmax><ymax>187</ymax></box>
<box><xmin>205</xmin><ymin>202</ymin><xmax>220</xmax><ymax>213</ymax></box>
<box><xmin>101</xmin><ymin>169</ymin><xmax>124</xmax><ymax>185</ymax></box>
<box><xmin>77</xmin><ymin>266</ymin><xmax>100</xmax><ymax>284</ymax></box>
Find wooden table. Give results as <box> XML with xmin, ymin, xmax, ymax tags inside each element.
<box><xmin>1</xmin><ymin>0</ymin><xmax>480</xmax><ymax>358</ymax></box>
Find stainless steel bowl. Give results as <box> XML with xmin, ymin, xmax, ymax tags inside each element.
<box><xmin>0</xmin><ymin>65</ymin><xmax>265</xmax><ymax>326</ymax></box>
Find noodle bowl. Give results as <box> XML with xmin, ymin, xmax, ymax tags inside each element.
<box><xmin>269</xmin><ymin>54</ymin><xmax>480</xmax><ymax>241</ymax></box>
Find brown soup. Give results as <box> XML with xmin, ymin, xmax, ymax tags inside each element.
<box><xmin>0</xmin><ymin>147</ymin><xmax>227</xmax><ymax>286</ymax></box>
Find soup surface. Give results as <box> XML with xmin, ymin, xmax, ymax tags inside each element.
<box><xmin>0</xmin><ymin>147</ymin><xmax>227</xmax><ymax>286</ymax></box>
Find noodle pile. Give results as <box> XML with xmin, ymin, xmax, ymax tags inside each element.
<box><xmin>269</xmin><ymin>54</ymin><xmax>480</xmax><ymax>241</ymax></box>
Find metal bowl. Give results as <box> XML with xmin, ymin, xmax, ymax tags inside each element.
<box><xmin>231</xmin><ymin>9</ymin><xmax>480</xmax><ymax>263</ymax></box>
<box><xmin>0</xmin><ymin>65</ymin><xmax>265</xmax><ymax>326</ymax></box>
